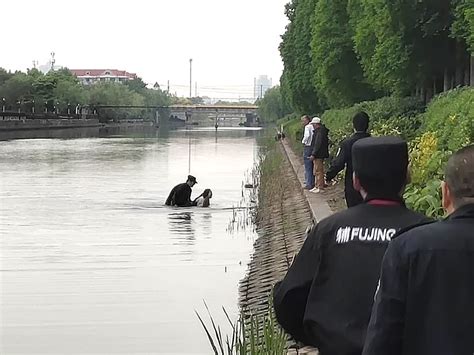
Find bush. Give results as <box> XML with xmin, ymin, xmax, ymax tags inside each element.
<box><xmin>421</xmin><ymin>87</ymin><xmax>474</xmax><ymax>151</ymax></box>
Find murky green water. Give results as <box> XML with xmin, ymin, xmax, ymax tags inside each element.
<box><xmin>0</xmin><ymin>127</ymin><xmax>260</xmax><ymax>354</ymax></box>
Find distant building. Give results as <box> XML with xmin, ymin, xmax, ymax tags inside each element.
<box><xmin>70</xmin><ymin>69</ymin><xmax>137</xmax><ymax>85</ymax></box>
<box><xmin>38</xmin><ymin>61</ymin><xmax>63</xmax><ymax>74</ymax></box>
<box><xmin>254</xmin><ymin>75</ymin><xmax>272</xmax><ymax>99</ymax></box>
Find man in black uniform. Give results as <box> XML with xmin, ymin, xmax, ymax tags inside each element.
<box><xmin>273</xmin><ymin>136</ymin><xmax>429</xmax><ymax>355</ymax></box>
<box><xmin>363</xmin><ymin>144</ymin><xmax>474</xmax><ymax>355</ymax></box>
<box><xmin>165</xmin><ymin>175</ymin><xmax>197</xmax><ymax>207</ymax></box>
<box><xmin>326</xmin><ymin>111</ymin><xmax>371</xmax><ymax>207</ymax></box>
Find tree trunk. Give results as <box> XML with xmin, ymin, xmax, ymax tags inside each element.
<box><xmin>455</xmin><ymin>41</ymin><xmax>465</xmax><ymax>87</ymax></box>
<box><xmin>444</xmin><ymin>68</ymin><xmax>450</xmax><ymax>92</ymax></box>
<box><xmin>471</xmin><ymin>54</ymin><xmax>474</xmax><ymax>87</ymax></box>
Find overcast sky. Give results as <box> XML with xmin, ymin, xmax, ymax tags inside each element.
<box><xmin>1</xmin><ymin>0</ymin><xmax>289</xmax><ymax>99</ymax></box>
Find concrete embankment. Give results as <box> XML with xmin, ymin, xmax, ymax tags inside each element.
<box><xmin>0</xmin><ymin>117</ymin><xmax>101</xmax><ymax>131</ymax></box>
<box><xmin>239</xmin><ymin>139</ymin><xmax>341</xmax><ymax>354</ymax></box>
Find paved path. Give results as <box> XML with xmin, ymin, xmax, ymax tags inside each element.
<box><xmin>281</xmin><ymin>140</ymin><xmax>333</xmax><ymax>222</ymax></box>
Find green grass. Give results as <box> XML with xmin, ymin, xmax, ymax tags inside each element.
<box><xmin>196</xmin><ymin>299</ymin><xmax>288</xmax><ymax>355</ymax></box>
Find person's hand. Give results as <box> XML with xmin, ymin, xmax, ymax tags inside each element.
<box><xmin>309</xmin><ymin>156</ymin><xmax>315</xmax><ymax>161</ymax></box>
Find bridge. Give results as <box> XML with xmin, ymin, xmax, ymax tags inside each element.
<box><xmin>94</xmin><ymin>104</ymin><xmax>259</xmax><ymax>127</ymax></box>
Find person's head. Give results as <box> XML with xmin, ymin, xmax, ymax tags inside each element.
<box><xmin>301</xmin><ymin>115</ymin><xmax>310</xmax><ymax>126</ymax></box>
<box><xmin>352</xmin><ymin>136</ymin><xmax>409</xmax><ymax>200</ymax></box>
<box><xmin>186</xmin><ymin>175</ymin><xmax>197</xmax><ymax>187</ymax></box>
<box><xmin>353</xmin><ymin>111</ymin><xmax>370</xmax><ymax>132</ymax></box>
<box><xmin>203</xmin><ymin>189</ymin><xmax>213</xmax><ymax>199</ymax></box>
<box><xmin>442</xmin><ymin>144</ymin><xmax>474</xmax><ymax>214</ymax></box>
<box><xmin>310</xmin><ymin>116</ymin><xmax>321</xmax><ymax>129</ymax></box>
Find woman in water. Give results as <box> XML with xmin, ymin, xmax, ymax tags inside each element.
<box><xmin>193</xmin><ymin>189</ymin><xmax>212</xmax><ymax>207</ymax></box>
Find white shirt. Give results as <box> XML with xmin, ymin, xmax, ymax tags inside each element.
<box><xmin>302</xmin><ymin>123</ymin><xmax>313</xmax><ymax>146</ymax></box>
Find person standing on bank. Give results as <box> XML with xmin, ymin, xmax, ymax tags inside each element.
<box><xmin>165</xmin><ymin>175</ymin><xmax>197</xmax><ymax>207</ymax></box>
<box><xmin>301</xmin><ymin>115</ymin><xmax>315</xmax><ymax>190</ymax></box>
<box><xmin>309</xmin><ymin>117</ymin><xmax>329</xmax><ymax>193</ymax></box>
<box><xmin>326</xmin><ymin>112</ymin><xmax>371</xmax><ymax>207</ymax></box>
<box><xmin>363</xmin><ymin>144</ymin><xmax>474</xmax><ymax>355</ymax></box>
<box><xmin>273</xmin><ymin>136</ymin><xmax>430</xmax><ymax>355</ymax></box>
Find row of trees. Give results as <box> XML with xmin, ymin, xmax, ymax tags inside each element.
<box><xmin>0</xmin><ymin>68</ymin><xmax>171</xmax><ymax>117</ymax></box>
<box><xmin>278</xmin><ymin>0</ymin><xmax>474</xmax><ymax>113</ymax></box>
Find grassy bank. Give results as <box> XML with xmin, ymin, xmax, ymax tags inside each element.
<box><xmin>281</xmin><ymin>89</ymin><xmax>474</xmax><ymax>218</ymax></box>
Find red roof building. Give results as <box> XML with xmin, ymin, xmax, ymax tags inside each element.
<box><xmin>70</xmin><ymin>69</ymin><xmax>137</xmax><ymax>85</ymax></box>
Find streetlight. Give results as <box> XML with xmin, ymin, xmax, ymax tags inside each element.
<box><xmin>67</xmin><ymin>103</ymin><xmax>71</xmax><ymax>115</ymax></box>
<box><xmin>1</xmin><ymin>98</ymin><xmax>5</xmax><ymax>112</ymax></box>
<box><xmin>32</xmin><ymin>99</ymin><xmax>35</xmax><ymax>114</ymax></box>
<box><xmin>17</xmin><ymin>100</ymin><xmax>21</xmax><ymax>114</ymax></box>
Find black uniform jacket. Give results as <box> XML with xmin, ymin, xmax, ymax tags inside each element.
<box><xmin>326</xmin><ymin>132</ymin><xmax>371</xmax><ymax>207</ymax></box>
<box><xmin>311</xmin><ymin>125</ymin><xmax>330</xmax><ymax>159</ymax></box>
<box><xmin>273</xmin><ymin>201</ymin><xmax>429</xmax><ymax>355</ymax></box>
<box><xmin>363</xmin><ymin>203</ymin><xmax>474</xmax><ymax>355</ymax></box>
<box><xmin>165</xmin><ymin>183</ymin><xmax>192</xmax><ymax>207</ymax></box>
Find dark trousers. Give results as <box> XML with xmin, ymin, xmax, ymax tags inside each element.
<box><xmin>345</xmin><ymin>188</ymin><xmax>363</xmax><ymax>208</ymax></box>
<box><xmin>303</xmin><ymin>146</ymin><xmax>315</xmax><ymax>188</ymax></box>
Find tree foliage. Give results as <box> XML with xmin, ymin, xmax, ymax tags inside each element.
<box><xmin>0</xmin><ymin>67</ymin><xmax>170</xmax><ymax>117</ymax></box>
<box><xmin>257</xmin><ymin>86</ymin><xmax>292</xmax><ymax>122</ymax></box>
<box><xmin>279</xmin><ymin>0</ymin><xmax>474</xmax><ymax>111</ymax></box>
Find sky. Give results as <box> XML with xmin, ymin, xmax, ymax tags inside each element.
<box><xmin>0</xmin><ymin>0</ymin><xmax>289</xmax><ymax>99</ymax></box>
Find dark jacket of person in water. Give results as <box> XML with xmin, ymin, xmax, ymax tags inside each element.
<box><xmin>165</xmin><ymin>175</ymin><xmax>197</xmax><ymax>207</ymax></box>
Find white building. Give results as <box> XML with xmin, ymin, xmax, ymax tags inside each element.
<box><xmin>70</xmin><ymin>69</ymin><xmax>137</xmax><ymax>85</ymax></box>
<box><xmin>254</xmin><ymin>75</ymin><xmax>272</xmax><ymax>99</ymax></box>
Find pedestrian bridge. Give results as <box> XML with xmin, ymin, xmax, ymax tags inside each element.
<box><xmin>94</xmin><ymin>104</ymin><xmax>259</xmax><ymax>127</ymax></box>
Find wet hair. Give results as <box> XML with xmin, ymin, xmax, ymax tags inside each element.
<box><xmin>353</xmin><ymin>111</ymin><xmax>370</xmax><ymax>132</ymax></box>
<box><xmin>444</xmin><ymin>144</ymin><xmax>474</xmax><ymax>208</ymax></box>
<box><xmin>357</xmin><ymin>173</ymin><xmax>406</xmax><ymax>198</ymax></box>
<box><xmin>203</xmin><ymin>189</ymin><xmax>212</xmax><ymax>198</ymax></box>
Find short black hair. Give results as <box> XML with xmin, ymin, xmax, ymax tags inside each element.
<box><xmin>445</xmin><ymin>144</ymin><xmax>474</xmax><ymax>208</ymax></box>
<box><xmin>353</xmin><ymin>111</ymin><xmax>369</xmax><ymax>132</ymax></box>
<box><xmin>357</xmin><ymin>172</ymin><xmax>406</xmax><ymax>197</ymax></box>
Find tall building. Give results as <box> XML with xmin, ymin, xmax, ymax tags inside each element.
<box><xmin>254</xmin><ymin>75</ymin><xmax>272</xmax><ymax>99</ymax></box>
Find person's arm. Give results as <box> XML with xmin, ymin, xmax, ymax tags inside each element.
<box><xmin>302</xmin><ymin>125</ymin><xmax>311</xmax><ymax>145</ymax></box>
<box><xmin>326</xmin><ymin>143</ymin><xmax>346</xmax><ymax>181</ymax></box>
<box><xmin>363</xmin><ymin>239</ymin><xmax>408</xmax><ymax>355</ymax></box>
<box><xmin>273</xmin><ymin>225</ymin><xmax>322</xmax><ymax>343</ymax></box>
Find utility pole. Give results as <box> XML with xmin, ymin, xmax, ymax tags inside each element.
<box><xmin>195</xmin><ymin>82</ymin><xmax>198</xmax><ymax>97</ymax></box>
<box><xmin>189</xmin><ymin>58</ymin><xmax>193</xmax><ymax>98</ymax></box>
<box><xmin>167</xmin><ymin>80</ymin><xmax>170</xmax><ymax>93</ymax></box>
<box><xmin>260</xmin><ymin>84</ymin><xmax>263</xmax><ymax>99</ymax></box>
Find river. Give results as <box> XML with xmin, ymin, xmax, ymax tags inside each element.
<box><xmin>0</xmin><ymin>127</ymin><xmax>260</xmax><ymax>354</ymax></box>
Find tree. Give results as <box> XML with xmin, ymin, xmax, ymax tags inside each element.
<box><xmin>257</xmin><ymin>86</ymin><xmax>292</xmax><ymax>122</ymax></box>
<box><xmin>279</xmin><ymin>0</ymin><xmax>325</xmax><ymax>113</ymax></box>
<box><xmin>311</xmin><ymin>0</ymin><xmax>378</xmax><ymax>107</ymax></box>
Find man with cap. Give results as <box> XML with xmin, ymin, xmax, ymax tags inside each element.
<box><xmin>363</xmin><ymin>144</ymin><xmax>474</xmax><ymax>355</ymax></box>
<box><xmin>301</xmin><ymin>115</ymin><xmax>315</xmax><ymax>190</ymax></box>
<box><xmin>165</xmin><ymin>175</ymin><xmax>197</xmax><ymax>207</ymax></box>
<box><xmin>326</xmin><ymin>112</ymin><xmax>371</xmax><ymax>207</ymax></box>
<box><xmin>273</xmin><ymin>136</ymin><xmax>430</xmax><ymax>355</ymax></box>
<box><xmin>309</xmin><ymin>117</ymin><xmax>329</xmax><ymax>193</ymax></box>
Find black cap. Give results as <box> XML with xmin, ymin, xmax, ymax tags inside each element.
<box><xmin>188</xmin><ymin>175</ymin><xmax>197</xmax><ymax>184</ymax></box>
<box><xmin>352</xmin><ymin>136</ymin><xmax>408</xmax><ymax>178</ymax></box>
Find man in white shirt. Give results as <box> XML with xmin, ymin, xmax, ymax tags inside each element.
<box><xmin>301</xmin><ymin>115</ymin><xmax>314</xmax><ymax>189</ymax></box>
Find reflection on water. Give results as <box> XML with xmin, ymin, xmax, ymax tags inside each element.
<box><xmin>0</xmin><ymin>127</ymin><xmax>260</xmax><ymax>354</ymax></box>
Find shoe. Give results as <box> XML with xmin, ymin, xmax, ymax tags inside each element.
<box><xmin>310</xmin><ymin>188</ymin><xmax>321</xmax><ymax>193</ymax></box>
<box><xmin>303</xmin><ymin>185</ymin><xmax>314</xmax><ymax>190</ymax></box>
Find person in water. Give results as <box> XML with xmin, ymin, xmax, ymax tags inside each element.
<box><xmin>193</xmin><ymin>189</ymin><xmax>212</xmax><ymax>207</ymax></box>
<box><xmin>165</xmin><ymin>175</ymin><xmax>197</xmax><ymax>207</ymax></box>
